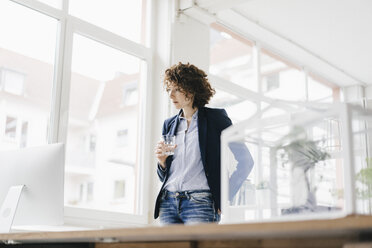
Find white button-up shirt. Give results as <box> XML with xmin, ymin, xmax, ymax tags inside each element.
<box><xmin>164</xmin><ymin>110</ymin><xmax>210</xmax><ymax>192</ymax></box>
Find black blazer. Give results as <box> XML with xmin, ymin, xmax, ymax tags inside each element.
<box><xmin>154</xmin><ymin>107</ymin><xmax>253</xmax><ymax>219</ymax></box>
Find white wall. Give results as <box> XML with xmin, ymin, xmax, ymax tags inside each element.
<box><xmin>172</xmin><ymin>14</ymin><xmax>210</xmax><ymax>71</ymax></box>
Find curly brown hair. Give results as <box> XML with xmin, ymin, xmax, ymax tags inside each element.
<box><xmin>164</xmin><ymin>62</ymin><xmax>215</xmax><ymax>109</ymax></box>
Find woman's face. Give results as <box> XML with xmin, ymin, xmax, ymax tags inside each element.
<box><xmin>166</xmin><ymin>83</ymin><xmax>193</xmax><ymax>110</ymax></box>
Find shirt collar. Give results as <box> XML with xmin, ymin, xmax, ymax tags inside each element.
<box><xmin>178</xmin><ymin>109</ymin><xmax>198</xmax><ymax>121</ymax></box>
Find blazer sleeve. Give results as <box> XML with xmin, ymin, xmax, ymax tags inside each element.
<box><xmin>228</xmin><ymin>142</ymin><xmax>254</xmax><ymax>201</ymax></box>
<box><xmin>157</xmin><ymin>156</ymin><xmax>172</xmax><ymax>182</ymax></box>
<box><xmin>217</xmin><ymin>109</ymin><xmax>254</xmax><ymax>201</ymax></box>
<box><xmin>218</xmin><ymin>109</ymin><xmax>233</xmax><ymax>130</ymax></box>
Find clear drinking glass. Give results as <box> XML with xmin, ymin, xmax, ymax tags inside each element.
<box><xmin>162</xmin><ymin>134</ymin><xmax>176</xmax><ymax>155</ymax></box>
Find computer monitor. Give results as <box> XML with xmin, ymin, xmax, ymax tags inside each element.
<box><xmin>0</xmin><ymin>143</ymin><xmax>65</xmax><ymax>233</ymax></box>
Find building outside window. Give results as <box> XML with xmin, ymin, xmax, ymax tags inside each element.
<box><xmin>0</xmin><ymin>0</ymin><xmax>151</xmax><ymax>226</ymax></box>
<box><xmin>0</xmin><ymin>1</ymin><xmax>55</xmax><ymax>151</ymax></box>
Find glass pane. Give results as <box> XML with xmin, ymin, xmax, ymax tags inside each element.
<box><xmin>210</xmin><ymin>24</ymin><xmax>256</xmax><ymax>91</ymax></box>
<box><xmin>352</xmin><ymin>108</ymin><xmax>372</xmax><ymax>214</ymax></box>
<box><xmin>261</xmin><ymin>107</ymin><xmax>287</xmax><ymax>118</ymax></box>
<box><xmin>367</xmin><ymin>99</ymin><xmax>372</xmax><ymax>111</ymax></box>
<box><xmin>261</xmin><ymin>51</ymin><xmax>305</xmax><ymax>101</ymax></box>
<box><xmin>222</xmin><ymin>108</ymin><xmax>347</xmax><ymax>223</ymax></box>
<box><xmin>37</xmin><ymin>0</ymin><xmax>62</xmax><ymax>9</ymax></box>
<box><xmin>0</xmin><ymin>1</ymin><xmax>57</xmax><ymax>151</ymax></box>
<box><xmin>308</xmin><ymin>76</ymin><xmax>334</xmax><ymax>102</ymax></box>
<box><xmin>65</xmin><ymin>34</ymin><xmax>144</xmax><ymax>214</ymax></box>
<box><xmin>69</xmin><ymin>0</ymin><xmax>147</xmax><ymax>45</ymax></box>
<box><xmin>208</xmin><ymin>88</ymin><xmax>257</xmax><ymax>123</ymax></box>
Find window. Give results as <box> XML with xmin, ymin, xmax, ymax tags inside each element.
<box><xmin>0</xmin><ymin>0</ymin><xmax>57</xmax><ymax>150</ymax></box>
<box><xmin>79</xmin><ymin>181</ymin><xmax>94</xmax><ymax>202</ymax></box>
<box><xmin>0</xmin><ymin>69</ymin><xmax>25</xmax><ymax>95</ymax></box>
<box><xmin>116</xmin><ymin>129</ymin><xmax>129</xmax><ymax>147</ymax></box>
<box><xmin>114</xmin><ymin>180</ymin><xmax>126</xmax><ymax>199</ymax></box>
<box><xmin>64</xmin><ymin>34</ymin><xmax>145</xmax><ymax>214</ymax></box>
<box><xmin>208</xmin><ymin>89</ymin><xmax>257</xmax><ymax>123</ymax></box>
<box><xmin>4</xmin><ymin>116</ymin><xmax>17</xmax><ymax>139</ymax></box>
<box><xmin>88</xmin><ymin>134</ymin><xmax>96</xmax><ymax>152</ymax></box>
<box><xmin>261</xmin><ymin>49</ymin><xmax>305</xmax><ymax>101</ymax></box>
<box><xmin>20</xmin><ymin>121</ymin><xmax>28</xmax><ymax>148</ymax></box>
<box><xmin>210</xmin><ymin>23</ymin><xmax>256</xmax><ymax>91</ymax></box>
<box><xmin>69</xmin><ymin>0</ymin><xmax>148</xmax><ymax>45</ymax></box>
<box><xmin>1</xmin><ymin>0</ymin><xmax>151</xmax><ymax>226</ymax></box>
<box><xmin>209</xmin><ymin>21</ymin><xmax>342</xmax><ymax>221</ymax></box>
<box><xmin>262</xmin><ymin>73</ymin><xmax>279</xmax><ymax>92</ymax></box>
<box><xmin>123</xmin><ymin>87</ymin><xmax>138</xmax><ymax>106</ymax></box>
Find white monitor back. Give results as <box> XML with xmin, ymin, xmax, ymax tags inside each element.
<box><xmin>0</xmin><ymin>143</ymin><xmax>65</xmax><ymax>226</ymax></box>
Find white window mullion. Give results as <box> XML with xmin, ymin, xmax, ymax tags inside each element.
<box><xmin>253</xmin><ymin>42</ymin><xmax>263</xmax><ymax>219</ymax></box>
<box><xmin>10</xmin><ymin>0</ymin><xmax>64</xmax><ymax>19</ymax></box>
<box><xmin>50</xmin><ymin>14</ymin><xmax>68</xmax><ymax>143</ymax></box>
<box><xmin>136</xmin><ymin>60</ymin><xmax>152</xmax><ymax>218</ymax></box>
<box><xmin>57</xmin><ymin>17</ymin><xmax>74</xmax><ymax>144</ymax></box>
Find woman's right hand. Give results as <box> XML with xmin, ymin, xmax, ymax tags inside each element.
<box><xmin>155</xmin><ymin>140</ymin><xmax>168</xmax><ymax>169</ymax></box>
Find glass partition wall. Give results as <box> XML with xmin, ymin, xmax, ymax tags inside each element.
<box><xmin>220</xmin><ymin>104</ymin><xmax>372</xmax><ymax>223</ymax></box>
<box><xmin>207</xmin><ymin>23</ymin><xmax>362</xmax><ymax>223</ymax></box>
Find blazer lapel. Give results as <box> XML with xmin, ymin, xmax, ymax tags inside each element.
<box><xmin>169</xmin><ymin>117</ymin><xmax>179</xmax><ymax>136</ymax></box>
<box><xmin>198</xmin><ymin>107</ymin><xmax>207</xmax><ymax>167</ymax></box>
<box><xmin>168</xmin><ymin>109</ymin><xmax>182</xmax><ymax>136</ymax></box>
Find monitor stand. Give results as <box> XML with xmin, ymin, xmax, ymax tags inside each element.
<box><xmin>0</xmin><ymin>185</ymin><xmax>25</xmax><ymax>233</ymax></box>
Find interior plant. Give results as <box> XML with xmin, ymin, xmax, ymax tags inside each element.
<box><xmin>356</xmin><ymin>157</ymin><xmax>372</xmax><ymax>213</ymax></box>
<box><xmin>276</xmin><ymin>126</ymin><xmax>330</xmax><ymax>214</ymax></box>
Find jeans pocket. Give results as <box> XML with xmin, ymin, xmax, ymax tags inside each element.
<box><xmin>189</xmin><ymin>192</ymin><xmax>213</xmax><ymax>204</ymax></box>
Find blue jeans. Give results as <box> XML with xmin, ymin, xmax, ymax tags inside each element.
<box><xmin>159</xmin><ymin>189</ymin><xmax>220</xmax><ymax>225</ymax></box>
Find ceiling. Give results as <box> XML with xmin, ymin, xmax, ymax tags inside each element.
<box><xmin>185</xmin><ymin>0</ymin><xmax>372</xmax><ymax>87</ymax></box>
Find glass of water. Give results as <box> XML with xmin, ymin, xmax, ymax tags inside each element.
<box><xmin>162</xmin><ymin>134</ymin><xmax>176</xmax><ymax>155</ymax></box>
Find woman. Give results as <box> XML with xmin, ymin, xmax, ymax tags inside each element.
<box><xmin>154</xmin><ymin>62</ymin><xmax>253</xmax><ymax>225</ymax></box>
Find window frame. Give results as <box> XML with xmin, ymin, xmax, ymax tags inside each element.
<box><xmin>9</xmin><ymin>0</ymin><xmax>153</xmax><ymax>227</ymax></box>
